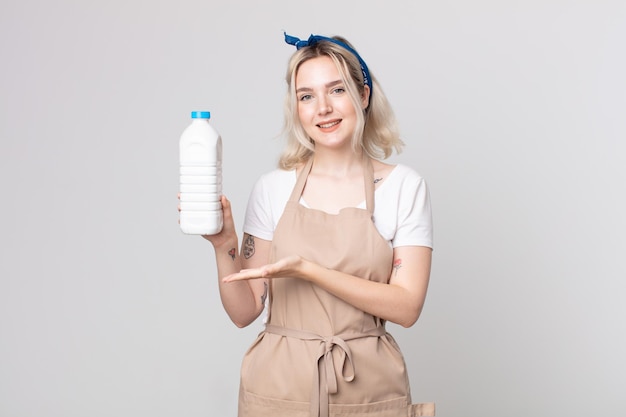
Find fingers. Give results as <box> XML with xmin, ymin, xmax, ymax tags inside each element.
<box><xmin>220</xmin><ymin>195</ymin><xmax>237</xmax><ymax>230</ymax></box>
<box><xmin>221</xmin><ymin>195</ymin><xmax>233</xmax><ymax>217</ymax></box>
<box><xmin>223</xmin><ymin>265</ymin><xmax>272</xmax><ymax>282</ymax></box>
<box><xmin>223</xmin><ymin>269</ymin><xmax>260</xmax><ymax>283</ymax></box>
<box><xmin>178</xmin><ymin>194</ymin><xmax>229</xmax><ymax>214</ymax></box>
<box><xmin>223</xmin><ymin>262</ymin><xmax>279</xmax><ymax>283</ymax></box>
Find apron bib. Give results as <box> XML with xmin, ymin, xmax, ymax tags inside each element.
<box><xmin>238</xmin><ymin>156</ymin><xmax>434</xmax><ymax>417</ymax></box>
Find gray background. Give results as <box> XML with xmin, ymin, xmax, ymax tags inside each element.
<box><xmin>1</xmin><ymin>1</ymin><xmax>625</xmax><ymax>416</ymax></box>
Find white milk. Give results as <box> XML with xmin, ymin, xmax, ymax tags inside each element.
<box><xmin>179</xmin><ymin>111</ymin><xmax>223</xmax><ymax>235</ymax></box>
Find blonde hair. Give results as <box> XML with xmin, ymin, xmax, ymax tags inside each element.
<box><xmin>278</xmin><ymin>36</ymin><xmax>403</xmax><ymax>170</ymax></box>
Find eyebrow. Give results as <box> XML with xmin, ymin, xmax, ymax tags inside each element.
<box><xmin>296</xmin><ymin>79</ymin><xmax>343</xmax><ymax>93</ymax></box>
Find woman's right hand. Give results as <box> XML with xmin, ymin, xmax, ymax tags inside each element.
<box><xmin>177</xmin><ymin>194</ymin><xmax>238</xmax><ymax>249</ymax></box>
<box><xmin>201</xmin><ymin>195</ymin><xmax>238</xmax><ymax>248</ymax></box>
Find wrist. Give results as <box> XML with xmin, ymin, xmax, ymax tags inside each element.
<box><xmin>209</xmin><ymin>235</ymin><xmax>238</xmax><ymax>252</ymax></box>
<box><xmin>299</xmin><ymin>258</ymin><xmax>317</xmax><ymax>283</ymax></box>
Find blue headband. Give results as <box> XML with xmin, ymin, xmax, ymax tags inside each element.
<box><xmin>284</xmin><ymin>32</ymin><xmax>373</xmax><ymax>95</ymax></box>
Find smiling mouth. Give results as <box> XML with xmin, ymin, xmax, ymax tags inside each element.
<box><xmin>318</xmin><ymin>120</ymin><xmax>341</xmax><ymax>128</ymax></box>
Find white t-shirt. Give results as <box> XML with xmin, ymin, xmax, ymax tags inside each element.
<box><xmin>243</xmin><ymin>164</ymin><xmax>433</xmax><ymax>249</ymax></box>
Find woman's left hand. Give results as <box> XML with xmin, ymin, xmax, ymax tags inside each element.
<box><xmin>223</xmin><ymin>255</ymin><xmax>305</xmax><ymax>282</ymax></box>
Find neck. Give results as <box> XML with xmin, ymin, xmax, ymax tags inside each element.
<box><xmin>310</xmin><ymin>147</ymin><xmax>365</xmax><ymax>178</ymax></box>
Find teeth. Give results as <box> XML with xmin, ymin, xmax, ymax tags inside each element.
<box><xmin>319</xmin><ymin>121</ymin><xmax>340</xmax><ymax>128</ymax></box>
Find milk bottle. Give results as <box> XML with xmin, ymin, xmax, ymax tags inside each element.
<box><xmin>179</xmin><ymin>111</ymin><xmax>223</xmax><ymax>235</ymax></box>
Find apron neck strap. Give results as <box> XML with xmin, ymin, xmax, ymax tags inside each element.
<box><xmin>289</xmin><ymin>153</ymin><xmax>375</xmax><ymax>215</ymax></box>
<box><xmin>289</xmin><ymin>157</ymin><xmax>314</xmax><ymax>203</ymax></box>
<box><xmin>363</xmin><ymin>155</ymin><xmax>375</xmax><ymax>215</ymax></box>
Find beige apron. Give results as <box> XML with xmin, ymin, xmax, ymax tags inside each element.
<box><xmin>238</xmin><ymin>155</ymin><xmax>434</xmax><ymax>417</ymax></box>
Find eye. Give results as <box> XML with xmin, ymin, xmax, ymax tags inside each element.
<box><xmin>331</xmin><ymin>87</ymin><xmax>346</xmax><ymax>94</ymax></box>
<box><xmin>299</xmin><ymin>94</ymin><xmax>313</xmax><ymax>101</ymax></box>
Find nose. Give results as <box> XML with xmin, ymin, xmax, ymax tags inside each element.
<box><xmin>317</xmin><ymin>96</ymin><xmax>332</xmax><ymax>115</ymax></box>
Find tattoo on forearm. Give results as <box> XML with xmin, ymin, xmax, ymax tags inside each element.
<box><xmin>393</xmin><ymin>259</ymin><xmax>403</xmax><ymax>276</ymax></box>
<box><xmin>260</xmin><ymin>282</ymin><xmax>268</xmax><ymax>305</ymax></box>
<box><xmin>243</xmin><ymin>235</ymin><xmax>255</xmax><ymax>259</ymax></box>
<box><xmin>228</xmin><ymin>248</ymin><xmax>236</xmax><ymax>261</ymax></box>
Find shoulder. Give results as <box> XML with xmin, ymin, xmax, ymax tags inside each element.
<box><xmin>252</xmin><ymin>168</ymin><xmax>297</xmax><ymax>194</ymax></box>
<box><xmin>380</xmin><ymin>163</ymin><xmax>428</xmax><ymax>194</ymax></box>
<box><xmin>244</xmin><ymin>168</ymin><xmax>297</xmax><ymax>239</ymax></box>
<box><xmin>371</xmin><ymin>158</ymin><xmax>425</xmax><ymax>181</ymax></box>
<box><xmin>247</xmin><ymin>167</ymin><xmax>297</xmax><ymax>212</ymax></box>
<box><xmin>258</xmin><ymin>167</ymin><xmax>297</xmax><ymax>183</ymax></box>
<box><xmin>391</xmin><ymin>163</ymin><xmax>425</xmax><ymax>181</ymax></box>
<box><xmin>382</xmin><ymin>164</ymin><xmax>433</xmax><ymax>249</ymax></box>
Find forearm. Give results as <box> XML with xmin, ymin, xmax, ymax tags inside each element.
<box><xmin>220</xmin><ymin>246</ymin><xmax>431</xmax><ymax>327</ymax></box>
<box><xmin>213</xmin><ymin>238</ymin><xmax>262</xmax><ymax>327</ymax></box>
<box><xmin>300</xmin><ymin>260</ymin><xmax>427</xmax><ymax>328</ymax></box>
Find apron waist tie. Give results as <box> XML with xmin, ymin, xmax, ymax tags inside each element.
<box><xmin>264</xmin><ymin>324</ymin><xmax>386</xmax><ymax>417</ymax></box>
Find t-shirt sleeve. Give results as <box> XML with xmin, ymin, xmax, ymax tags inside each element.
<box><xmin>243</xmin><ymin>175</ymin><xmax>275</xmax><ymax>241</ymax></box>
<box><xmin>392</xmin><ymin>169</ymin><xmax>434</xmax><ymax>249</ymax></box>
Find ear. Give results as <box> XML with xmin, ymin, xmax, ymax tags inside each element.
<box><xmin>360</xmin><ymin>85</ymin><xmax>371</xmax><ymax>109</ymax></box>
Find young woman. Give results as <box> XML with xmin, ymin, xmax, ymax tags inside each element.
<box><xmin>203</xmin><ymin>33</ymin><xmax>434</xmax><ymax>417</ymax></box>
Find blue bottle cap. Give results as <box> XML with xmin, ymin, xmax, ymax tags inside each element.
<box><xmin>191</xmin><ymin>111</ymin><xmax>211</xmax><ymax>119</ymax></box>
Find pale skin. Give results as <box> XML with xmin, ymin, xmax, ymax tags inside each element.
<box><xmin>200</xmin><ymin>197</ymin><xmax>270</xmax><ymax>328</ymax></box>
<box><xmin>189</xmin><ymin>56</ymin><xmax>432</xmax><ymax>329</ymax></box>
